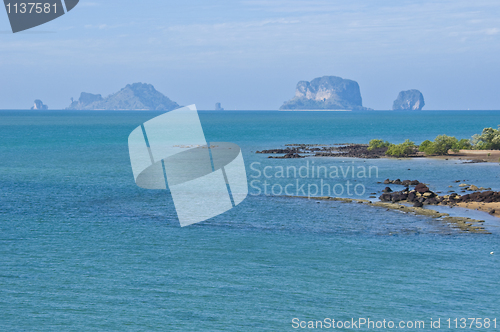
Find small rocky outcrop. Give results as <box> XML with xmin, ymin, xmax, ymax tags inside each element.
<box><xmin>280</xmin><ymin>76</ymin><xmax>371</xmax><ymax>110</ymax></box>
<box><xmin>215</xmin><ymin>102</ymin><xmax>224</xmax><ymax>111</ymax></box>
<box><xmin>31</xmin><ymin>99</ymin><xmax>48</xmax><ymax>110</ymax></box>
<box><xmin>383</xmin><ymin>179</ymin><xmax>420</xmax><ymax>186</ymax></box>
<box><xmin>269</xmin><ymin>152</ymin><xmax>305</xmax><ymax>159</ymax></box>
<box><xmin>256</xmin><ymin>147</ymin><xmax>306</xmax><ymax>158</ymax></box>
<box><xmin>379</xmin><ymin>183</ymin><xmax>500</xmax><ymax>206</ymax></box>
<box><xmin>256</xmin><ymin>144</ymin><xmax>388</xmax><ymax>159</ymax></box>
<box><xmin>392</xmin><ymin>89</ymin><xmax>425</xmax><ymax>110</ymax></box>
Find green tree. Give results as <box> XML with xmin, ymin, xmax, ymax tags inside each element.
<box><xmin>432</xmin><ymin>135</ymin><xmax>459</xmax><ymax>155</ymax></box>
<box><xmin>472</xmin><ymin>126</ymin><xmax>500</xmax><ymax>150</ymax></box>
<box><xmin>419</xmin><ymin>140</ymin><xmax>434</xmax><ymax>153</ymax></box>
<box><xmin>368</xmin><ymin>139</ymin><xmax>391</xmax><ymax>151</ymax></box>
<box><xmin>386</xmin><ymin>139</ymin><xmax>417</xmax><ymax>157</ymax></box>
<box><xmin>453</xmin><ymin>138</ymin><xmax>472</xmax><ymax>151</ymax></box>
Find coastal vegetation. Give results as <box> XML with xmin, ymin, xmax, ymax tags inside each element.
<box><xmin>368</xmin><ymin>125</ymin><xmax>499</xmax><ymax>157</ymax></box>
<box><xmin>367</xmin><ymin>139</ymin><xmax>391</xmax><ymax>150</ymax></box>
<box><xmin>472</xmin><ymin>126</ymin><xmax>500</xmax><ymax>150</ymax></box>
<box><xmin>418</xmin><ymin>135</ymin><xmax>472</xmax><ymax>155</ymax></box>
<box><xmin>385</xmin><ymin>139</ymin><xmax>418</xmax><ymax>157</ymax></box>
<box><xmin>368</xmin><ymin>139</ymin><xmax>418</xmax><ymax>157</ymax></box>
<box><xmin>256</xmin><ymin>126</ymin><xmax>500</xmax><ymax>161</ymax></box>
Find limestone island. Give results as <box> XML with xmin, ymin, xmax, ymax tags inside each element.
<box><xmin>67</xmin><ymin>83</ymin><xmax>180</xmax><ymax>111</ymax></box>
<box><xmin>215</xmin><ymin>102</ymin><xmax>224</xmax><ymax>111</ymax></box>
<box><xmin>280</xmin><ymin>76</ymin><xmax>372</xmax><ymax>111</ymax></box>
<box><xmin>31</xmin><ymin>99</ymin><xmax>48</xmax><ymax>110</ymax></box>
<box><xmin>392</xmin><ymin>89</ymin><xmax>425</xmax><ymax>110</ymax></box>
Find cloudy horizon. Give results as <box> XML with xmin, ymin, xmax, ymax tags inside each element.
<box><xmin>1</xmin><ymin>0</ymin><xmax>500</xmax><ymax>110</ymax></box>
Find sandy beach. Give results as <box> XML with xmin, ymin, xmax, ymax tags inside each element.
<box><xmin>430</xmin><ymin>149</ymin><xmax>500</xmax><ymax>163</ymax></box>
<box><xmin>456</xmin><ymin>202</ymin><xmax>500</xmax><ymax>217</ymax></box>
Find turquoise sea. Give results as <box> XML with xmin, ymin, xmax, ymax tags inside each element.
<box><xmin>1</xmin><ymin>110</ymin><xmax>499</xmax><ymax>331</ymax></box>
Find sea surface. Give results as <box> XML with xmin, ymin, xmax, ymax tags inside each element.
<box><xmin>1</xmin><ymin>110</ymin><xmax>499</xmax><ymax>331</ymax></box>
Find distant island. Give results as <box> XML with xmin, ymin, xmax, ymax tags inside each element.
<box><xmin>280</xmin><ymin>76</ymin><xmax>372</xmax><ymax>111</ymax></box>
<box><xmin>67</xmin><ymin>83</ymin><xmax>180</xmax><ymax>111</ymax></box>
<box><xmin>392</xmin><ymin>89</ymin><xmax>425</xmax><ymax>110</ymax></box>
<box><xmin>31</xmin><ymin>99</ymin><xmax>48</xmax><ymax>110</ymax></box>
<box><xmin>215</xmin><ymin>102</ymin><xmax>224</xmax><ymax>111</ymax></box>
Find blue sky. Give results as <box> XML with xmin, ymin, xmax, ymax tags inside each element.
<box><xmin>1</xmin><ymin>0</ymin><xmax>500</xmax><ymax>110</ymax></box>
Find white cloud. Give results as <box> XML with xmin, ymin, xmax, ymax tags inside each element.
<box><xmin>485</xmin><ymin>28</ymin><xmax>499</xmax><ymax>35</ymax></box>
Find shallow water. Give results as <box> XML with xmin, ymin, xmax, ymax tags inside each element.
<box><xmin>0</xmin><ymin>110</ymin><xmax>499</xmax><ymax>331</ymax></box>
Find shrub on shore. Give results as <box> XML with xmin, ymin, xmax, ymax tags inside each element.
<box><xmin>369</xmin><ymin>125</ymin><xmax>498</xmax><ymax>158</ymax></box>
<box><xmin>386</xmin><ymin>139</ymin><xmax>417</xmax><ymax>157</ymax></box>
<box><xmin>432</xmin><ymin>135</ymin><xmax>460</xmax><ymax>155</ymax></box>
<box><xmin>455</xmin><ymin>138</ymin><xmax>472</xmax><ymax>150</ymax></box>
<box><xmin>419</xmin><ymin>135</ymin><xmax>472</xmax><ymax>156</ymax></box>
<box><xmin>367</xmin><ymin>139</ymin><xmax>391</xmax><ymax>151</ymax></box>
<box><xmin>472</xmin><ymin>126</ymin><xmax>500</xmax><ymax>150</ymax></box>
<box><xmin>419</xmin><ymin>140</ymin><xmax>434</xmax><ymax>154</ymax></box>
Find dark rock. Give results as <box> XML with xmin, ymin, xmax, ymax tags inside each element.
<box><xmin>384</xmin><ymin>179</ymin><xmax>391</xmax><ymax>184</ymax></box>
<box><xmin>391</xmin><ymin>193</ymin><xmax>408</xmax><ymax>202</ymax></box>
<box><xmin>489</xmin><ymin>209</ymin><xmax>496</xmax><ymax>215</ymax></box>
<box><xmin>269</xmin><ymin>152</ymin><xmax>305</xmax><ymax>159</ymax></box>
<box><xmin>413</xmin><ymin>201</ymin><xmax>424</xmax><ymax>207</ymax></box>
<box><xmin>383</xmin><ymin>187</ymin><xmax>393</xmax><ymax>193</ymax></box>
<box><xmin>425</xmin><ymin>198</ymin><xmax>439</xmax><ymax>205</ymax></box>
<box><xmin>415</xmin><ymin>183</ymin><xmax>430</xmax><ymax>193</ymax></box>
<box><xmin>257</xmin><ymin>147</ymin><xmax>301</xmax><ymax>154</ymax></box>
<box><xmin>408</xmin><ymin>192</ymin><xmax>417</xmax><ymax>202</ymax></box>
<box><xmin>314</xmin><ymin>144</ymin><xmax>386</xmax><ymax>159</ymax></box>
<box><xmin>379</xmin><ymin>193</ymin><xmax>393</xmax><ymax>202</ymax></box>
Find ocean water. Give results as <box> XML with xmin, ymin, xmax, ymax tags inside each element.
<box><xmin>0</xmin><ymin>110</ymin><xmax>499</xmax><ymax>331</ymax></box>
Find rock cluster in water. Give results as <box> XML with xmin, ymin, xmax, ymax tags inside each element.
<box><xmin>256</xmin><ymin>144</ymin><xmax>388</xmax><ymax>159</ymax></box>
<box><xmin>379</xmin><ymin>180</ymin><xmax>500</xmax><ymax>207</ymax></box>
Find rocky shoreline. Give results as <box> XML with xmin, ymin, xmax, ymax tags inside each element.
<box><xmin>285</xmin><ymin>178</ymin><xmax>500</xmax><ymax>234</ymax></box>
<box><xmin>256</xmin><ymin>143</ymin><xmax>498</xmax><ymax>163</ymax></box>
<box><xmin>256</xmin><ymin>143</ymin><xmax>395</xmax><ymax>159</ymax></box>
<box><xmin>379</xmin><ymin>179</ymin><xmax>499</xmax><ymax>212</ymax></box>
<box><xmin>290</xmin><ymin>196</ymin><xmax>491</xmax><ymax>234</ymax></box>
